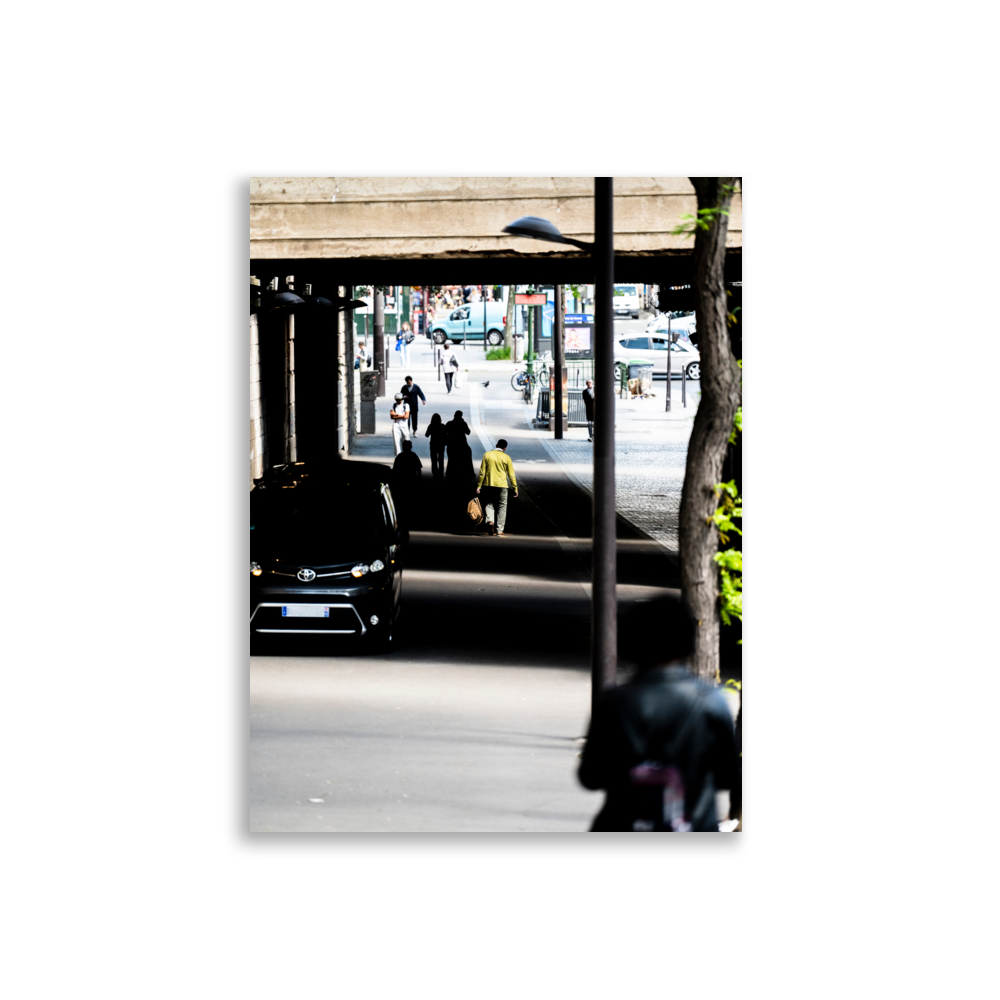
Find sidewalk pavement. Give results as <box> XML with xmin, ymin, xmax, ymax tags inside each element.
<box><xmin>537</xmin><ymin>392</ymin><xmax>697</xmax><ymax>557</ymax></box>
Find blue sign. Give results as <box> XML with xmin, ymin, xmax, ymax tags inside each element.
<box><xmin>565</xmin><ymin>313</ymin><xmax>593</xmax><ymax>324</ymax></box>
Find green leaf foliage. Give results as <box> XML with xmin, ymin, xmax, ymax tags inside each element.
<box><xmin>713</xmin><ymin>480</ymin><xmax>743</xmax><ymax>628</ymax></box>
<box><xmin>669</xmin><ymin>206</ymin><xmax>731</xmax><ymax>238</ymax></box>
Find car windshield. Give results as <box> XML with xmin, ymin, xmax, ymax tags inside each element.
<box><xmin>251</xmin><ymin>484</ymin><xmax>385</xmax><ymax>560</ymax></box>
<box><xmin>614</xmin><ymin>286</ymin><xmax>637</xmax><ymax>297</ymax></box>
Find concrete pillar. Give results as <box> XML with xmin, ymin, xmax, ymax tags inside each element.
<box><xmin>288</xmin><ymin>299</ymin><xmax>339</xmax><ymax>463</ymax></box>
<box><xmin>284</xmin><ymin>311</ymin><xmax>296</xmax><ymax>463</ymax></box>
<box><xmin>256</xmin><ymin>303</ymin><xmax>286</xmax><ymax>473</ymax></box>
<box><xmin>250</xmin><ymin>310</ymin><xmax>266</xmax><ymax>485</ymax></box>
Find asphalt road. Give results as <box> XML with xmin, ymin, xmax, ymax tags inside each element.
<box><xmin>249</xmin><ymin>314</ymin><xmax>689</xmax><ymax>833</ymax></box>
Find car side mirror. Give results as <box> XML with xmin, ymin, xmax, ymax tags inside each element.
<box><xmin>397</xmin><ymin>528</ymin><xmax>410</xmax><ymax>546</ymax></box>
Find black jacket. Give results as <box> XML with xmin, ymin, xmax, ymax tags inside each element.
<box><xmin>582</xmin><ymin>387</ymin><xmax>595</xmax><ymax>420</ymax></box>
<box><xmin>401</xmin><ymin>383</ymin><xmax>426</xmax><ymax>408</ymax></box>
<box><xmin>578</xmin><ymin>666</ymin><xmax>738</xmax><ymax>832</ymax></box>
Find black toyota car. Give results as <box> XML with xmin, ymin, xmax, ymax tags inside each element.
<box><xmin>250</xmin><ymin>461</ymin><xmax>405</xmax><ymax>651</ymax></box>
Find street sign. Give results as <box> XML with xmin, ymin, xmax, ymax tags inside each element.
<box><xmin>515</xmin><ymin>293</ymin><xmax>547</xmax><ymax>305</ymax></box>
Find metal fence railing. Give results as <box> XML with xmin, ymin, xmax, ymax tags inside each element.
<box><xmin>533</xmin><ymin>388</ymin><xmax>590</xmax><ymax>428</ymax></box>
<box><xmin>564</xmin><ymin>359</ymin><xmax>595</xmax><ymax>388</ymax></box>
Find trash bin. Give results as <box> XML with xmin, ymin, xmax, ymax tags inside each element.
<box><xmin>628</xmin><ymin>360</ymin><xmax>654</xmax><ymax>396</ymax></box>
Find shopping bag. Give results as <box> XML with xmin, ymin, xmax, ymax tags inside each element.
<box><xmin>466</xmin><ymin>497</ymin><xmax>484</xmax><ymax>524</ymax></box>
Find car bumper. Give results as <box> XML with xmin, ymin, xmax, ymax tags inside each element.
<box><xmin>614</xmin><ymin>360</ymin><xmax>700</xmax><ymax>378</ymax></box>
<box><xmin>250</xmin><ymin>577</ymin><xmax>396</xmax><ymax>636</ymax></box>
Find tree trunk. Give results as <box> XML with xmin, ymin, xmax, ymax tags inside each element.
<box><xmin>504</xmin><ymin>285</ymin><xmax>515</xmax><ymax>351</ymax></box>
<box><xmin>679</xmin><ymin>178</ymin><xmax>742</xmax><ymax>682</ymax></box>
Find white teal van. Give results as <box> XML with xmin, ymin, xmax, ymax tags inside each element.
<box><xmin>430</xmin><ymin>302</ymin><xmax>507</xmax><ymax>345</ymax></box>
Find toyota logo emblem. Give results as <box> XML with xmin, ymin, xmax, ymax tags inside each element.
<box><xmin>297</xmin><ymin>568</ymin><xmax>316</xmax><ymax>582</ymax></box>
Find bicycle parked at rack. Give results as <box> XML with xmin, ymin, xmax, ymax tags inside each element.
<box><xmin>510</xmin><ymin>364</ymin><xmax>550</xmax><ymax>394</ymax></box>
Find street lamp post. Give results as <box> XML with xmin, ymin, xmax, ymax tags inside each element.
<box><xmin>553</xmin><ymin>284</ymin><xmax>564</xmax><ymax>439</ymax></box>
<box><xmin>503</xmin><ymin>179</ymin><xmax>617</xmax><ymax>712</ymax></box>
<box><xmin>373</xmin><ymin>289</ymin><xmax>385</xmax><ymax>397</ymax></box>
<box><xmin>665</xmin><ymin>315</ymin><xmax>673</xmax><ymax>412</ymax></box>
<box><xmin>667</xmin><ymin>324</ymin><xmax>687</xmax><ymax>413</ymax></box>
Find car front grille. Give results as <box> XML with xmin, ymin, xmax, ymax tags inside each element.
<box><xmin>267</xmin><ymin>561</ymin><xmax>357</xmax><ymax>579</ymax></box>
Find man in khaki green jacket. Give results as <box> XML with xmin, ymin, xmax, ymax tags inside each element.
<box><xmin>476</xmin><ymin>438</ymin><xmax>518</xmax><ymax>535</ymax></box>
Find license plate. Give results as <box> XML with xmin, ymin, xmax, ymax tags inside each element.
<box><xmin>282</xmin><ymin>605</ymin><xmax>330</xmax><ymax>618</ymax></box>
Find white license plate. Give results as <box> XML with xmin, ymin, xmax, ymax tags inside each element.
<box><xmin>282</xmin><ymin>605</ymin><xmax>330</xmax><ymax>618</ymax></box>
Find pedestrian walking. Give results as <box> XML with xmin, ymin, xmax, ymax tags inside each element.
<box><xmin>445</xmin><ymin>410</ymin><xmax>474</xmax><ymax>484</ymax></box>
<box><xmin>475</xmin><ymin>438</ymin><xmax>518</xmax><ymax>536</ymax></box>
<box><xmin>400</xmin><ymin>376</ymin><xmax>426</xmax><ymax>434</ymax></box>
<box><xmin>582</xmin><ymin>379</ymin><xmax>595</xmax><ymax>441</ymax></box>
<box><xmin>389</xmin><ymin>392</ymin><xmax>411</xmax><ymax>456</ymax></box>
<box><xmin>356</xmin><ymin>340</ymin><xmax>369</xmax><ymax>370</ymax></box>
<box><xmin>396</xmin><ymin>322</ymin><xmax>412</xmax><ymax>366</ymax></box>
<box><xmin>577</xmin><ymin>595</ymin><xmax>739</xmax><ymax>833</ymax></box>
<box><xmin>391</xmin><ymin>439</ymin><xmax>422</xmax><ymax>529</ymax></box>
<box><xmin>441</xmin><ymin>343</ymin><xmax>459</xmax><ymax>393</ymax></box>
<box><xmin>424</xmin><ymin>412</ymin><xmax>447</xmax><ymax>479</ymax></box>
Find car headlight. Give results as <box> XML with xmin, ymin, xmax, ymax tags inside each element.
<box><xmin>251</xmin><ymin>561</ymin><xmax>262</xmax><ymax>577</ymax></box>
<box><xmin>351</xmin><ymin>559</ymin><xmax>385</xmax><ymax>577</ymax></box>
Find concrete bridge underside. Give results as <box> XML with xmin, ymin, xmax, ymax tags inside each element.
<box><xmin>251</xmin><ymin>176</ymin><xmax>741</xmax><ymax>285</ymax></box>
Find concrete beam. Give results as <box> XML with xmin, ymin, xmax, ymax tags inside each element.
<box><xmin>250</xmin><ymin>177</ymin><xmax>742</xmax><ymax>260</ymax></box>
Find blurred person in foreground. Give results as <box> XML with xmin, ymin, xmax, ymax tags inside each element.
<box><xmin>578</xmin><ymin>595</ymin><xmax>739</xmax><ymax>832</ymax></box>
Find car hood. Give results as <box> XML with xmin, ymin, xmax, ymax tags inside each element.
<box><xmin>251</xmin><ymin>530</ymin><xmax>385</xmax><ymax>568</ymax></box>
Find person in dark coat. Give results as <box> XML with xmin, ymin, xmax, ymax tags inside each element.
<box><xmin>578</xmin><ymin>595</ymin><xmax>739</xmax><ymax>832</ymax></box>
<box><xmin>424</xmin><ymin>413</ymin><xmax>447</xmax><ymax>479</ymax></box>
<box><xmin>400</xmin><ymin>376</ymin><xmax>427</xmax><ymax>434</ymax></box>
<box><xmin>444</xmin><ymin>410</ymin><xmax>474</xmax><ymax>483</ymax></box>
<box><xmin>390</xmin><ymin>439</ymin><xmax>422</xmax><ymax>529</ymax></box>
<box><xmin>582</xmin><ymin>379</ymin><xmax>595</xmax><ymax>442</ymax></box>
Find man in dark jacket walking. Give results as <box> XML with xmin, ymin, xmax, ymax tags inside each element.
<box><xmin>582</xmin><ymin>379</ymin><xmax>595</xmax><ymax>442</ymax></box>
<box><xmin>401</xmin><ymin>376</ymin><xmax>427</xmax><ymax>433</ymax></box>
<box><xmin>578</xmin><ymin>596</ymin><xmax>739</xmax><ymax>832</ymax></box>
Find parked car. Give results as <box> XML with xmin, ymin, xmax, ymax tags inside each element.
<box><xmin>613</xmin><ymin>284</ymin><xmax>643</xmax><ymax>319</ymax></box>
<box><xmin>645</xmin><ymin>314</ymin><xmax>694</xmax><ymax>343</ymax></box>
<box><xmin>430</xmin><ymin>302</ymin><xmax>507</xmax><ymax>345</ymax></box>
<box><xmin>613</xmin><ymin>335</ymin><xmax>701</xmax><ymax>380</ymax></box>
<box><xmin>250</xmin><ymin>461</ymin><xmax>406</xmax><ymax>651</ymax></box>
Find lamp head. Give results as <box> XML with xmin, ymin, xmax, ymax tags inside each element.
<box><xmin>502</xmin><ymin>215</ymin><xmax>592</xmax><ymax>250</ymax></box>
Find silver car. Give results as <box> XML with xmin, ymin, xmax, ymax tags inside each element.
<box><xmin>614</xmin><ymin>334</ymin><xmax>701</xmax><ymax>380</ymax></box>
